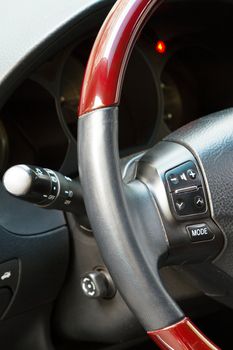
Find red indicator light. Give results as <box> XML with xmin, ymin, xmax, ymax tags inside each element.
<box><xmin>155</xmin><ymin>40</ymin><xmax>166</xmax><ymax>54</ymax></box>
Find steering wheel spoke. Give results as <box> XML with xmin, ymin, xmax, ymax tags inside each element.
<box><xmin>137</xmin><ymin>141</ymin><xmax>223</xmax><ymax>266</ymax></box>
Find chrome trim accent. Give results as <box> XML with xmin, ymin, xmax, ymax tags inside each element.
<box><xmin>174</xmin><ymin>186</ymin><xmax>198</xmax><ymax>194</ymax></box>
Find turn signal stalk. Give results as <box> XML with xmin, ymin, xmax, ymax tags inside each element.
<box><xmin>3</xmin><ymin>164</ymin><xmax>84</xmax><ymax>213</ymax></box>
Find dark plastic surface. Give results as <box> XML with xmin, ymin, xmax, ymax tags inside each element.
<box><xmin>0</xmin><ymin>182</ymin><xmax>65</xmax><ymax>235</ymax></box>
<box><xmin>0</xmin><ymin>288</ymin><xmax>13</xmax><ymax>318</ymax></box>
<box><xmin>0</xmin><ymin>225</ymin><xmax>69</xmax><ymax>319</ymax></box>
<box><xmin>0</xmin><ymin>304</ymin><xmax>55</xmax><ymax>350</ymax></box>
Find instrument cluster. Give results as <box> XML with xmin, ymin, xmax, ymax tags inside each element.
<box><xmin>1</xmin><ymin>1</ymin><xmax>233</xmax><ymax>177</ymax></box>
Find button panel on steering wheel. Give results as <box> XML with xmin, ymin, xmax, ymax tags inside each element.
<box><xmin>137</xmin><ymin>141</ymin><xmax>223</xmax><ymax>260</ymax></box>
<box><xmin>165</xmin><ymin>161</ymin><xmax>207</xmax><ymax>218</ymax></box>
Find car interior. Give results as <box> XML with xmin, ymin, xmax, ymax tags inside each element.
<box><xmin>1</xmin><ymin>0</ymin><xmax>233</xmax><ymax>349</ymax></box>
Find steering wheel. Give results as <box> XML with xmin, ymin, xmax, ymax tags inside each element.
<box><xmin>77</xmin><ymin>0</ymin><xmax>232</xmax><ymax>349</ymax></box>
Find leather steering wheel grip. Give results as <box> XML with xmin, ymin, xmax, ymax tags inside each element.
<box><xmin>78</xmin><ymin>0</ymin><xmax>221</xmax><ymax>349</ymax></box>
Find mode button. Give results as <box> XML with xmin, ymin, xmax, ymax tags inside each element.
<box><xmin>187</xmin><ymin>224</ymin><xmax>214</xmax><ymax>242</ymax></box>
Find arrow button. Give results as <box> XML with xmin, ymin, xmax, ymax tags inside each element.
<box><xmin>175</xmin><ymin>199</ymin><xmax>185</xmax><ymax>211</ymax></box>
<box><xmin>194</xmin><ymin>195</ymin><xmax>205</xmax><ymax>208</ymax></box>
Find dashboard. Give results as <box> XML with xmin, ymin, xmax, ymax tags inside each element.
<box><xmin>0</xmin><ymin>0</ymin><xmax>233</xmax><ymax>349</ymax></box>
<box><xmin>2</xmin><ymin>2</ymin><xmax>233</xmax><ymax>178</ymax></box>
<box><xmin>1</xmin><ymin>2</ymin><xmax>233</xmax><ymax>179</ymax></box>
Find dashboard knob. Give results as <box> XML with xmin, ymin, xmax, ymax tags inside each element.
<box><xmin>81</xmin><ymin>269</ymin><xmax>116</xmax><ymax>299</ymax></box>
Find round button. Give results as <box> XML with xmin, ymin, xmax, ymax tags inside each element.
<box><xmin>187</xmin><ymin>169</ymin><xmax>197</xmax><ymax>180</ymax></box>
<box><xmin>194</xmin><ymin>195</ymin><xmax>205</xmax><ymax>208</ymax></box>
